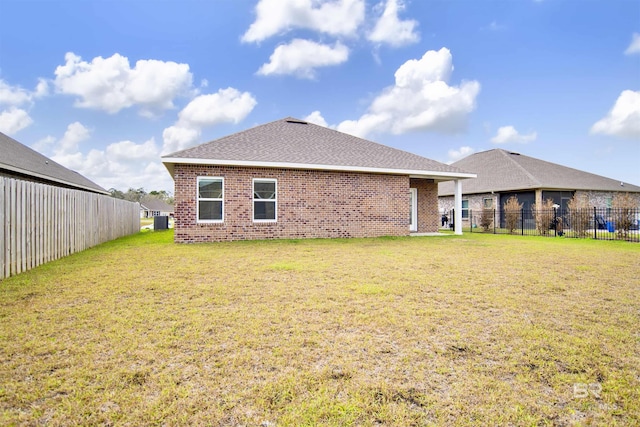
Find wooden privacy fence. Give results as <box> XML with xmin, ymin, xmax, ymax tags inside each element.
<box><xmin>1</xmin><ymin>177</ymin><xmax>140</xmax><ymax>280</ymax></box>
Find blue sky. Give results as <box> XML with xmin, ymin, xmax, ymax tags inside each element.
<box><xmin>1</xmin><ymin>0</ymin><xmax>639</xmax><ymax>193</ymax></box>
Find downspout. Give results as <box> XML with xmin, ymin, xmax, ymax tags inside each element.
<box><xmin>454</xmin><ymin>179</ymin><xmax>463</xmax><ymax>235</ymax></box>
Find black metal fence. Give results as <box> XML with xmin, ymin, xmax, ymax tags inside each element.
<box><xmin>444</xmin><ymin>207</ymin><xmax>640</xmax><ymax>242</ymax></box>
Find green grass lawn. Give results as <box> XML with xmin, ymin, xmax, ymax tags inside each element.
<box><xmin>1</xmin><ymin>232</ymin><xmax>638</xmax><ymax>426</ymax></box>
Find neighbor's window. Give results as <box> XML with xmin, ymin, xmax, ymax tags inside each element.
<box><xmin>462</xmin><ymin>199</ymin><xmax>469</xmax><ymax>219</ymax></box>
<box><xmin>483</xmin><ymin>198</ymin><xmax>493</xmax><ymax>209</ymax></box>
<box><xmin>253</xmin><ymin>179</ymin><xmax>277</xmax><ymax>222</ymax></box>
<box><xmin>197</xmin><ymin>177</ymin><xmax>223</xmax><ymax>222</ymax></box>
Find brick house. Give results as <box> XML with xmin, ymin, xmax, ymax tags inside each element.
<box><xmin>140</xmin><ymin>198</ymin><xmax>174</xmax><ymax>218</ymax></box>
<box><xmin>162</xmin><ymin>117</ymin><xmax>475</xmax><ymax>242</ymax></box>
<box><xmin>438</xmin><ymin>149</ymin><xmax>640</xmax><ymax>226</ymax></box>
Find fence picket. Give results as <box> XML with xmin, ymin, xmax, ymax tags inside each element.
<box><xmin>1</xmin><ymin>177</ymin><xmax>140</xmax><ymax>280</ymax></box>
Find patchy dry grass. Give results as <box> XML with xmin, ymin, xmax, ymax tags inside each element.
<box><xmin>1</xmin><ymin>232</ymin><xmax>638</xmax><ymax>426</ymax></box>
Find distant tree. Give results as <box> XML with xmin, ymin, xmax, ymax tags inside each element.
<box><xmin>479</xmin><ymin>209</ymin><xmax>494</xmax><ymax>232</ymax></box>
<box><xmin>613</xmin><ymin>192</ymin><xmax>636</xmax><ymax>239</ymax></box>
<box><xmin>504</xmin><ymin>196</ymin><xmax>523</xmax><ymax>234</ymax></box>
<box><xmin>108</xmin><ymin>187</ymin><xmax>173</xmax><ymax>204</ymax></box>
<box><xmin>567</xmin><ymin>194</ymin><xmax>591</xmax><ymax>237</ymax></box>
<box><xmin>124</xmin><ymin>188</ymin><xmax>147</xmax><ymax>203</ymax></box>
<box><xmin>532</xmin><ymin>198</ymin><xmax>555</xmax><ymax>236</ymax></box>
<box><xmin>108</xmin><ymin>188</ymin><xmax>125</xmax><ymax>199</ymax></box>
<box><xmin>148</xmin><ymin>190</ymin><xmax>173</xmax><ymax>204</ymax></box>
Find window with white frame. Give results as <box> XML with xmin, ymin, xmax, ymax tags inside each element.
<box><xmin>197</xmin><ymin>177</ymin><xmax>223</xmax><ymax>222</ymax></box>
<box><xmin>483</xmin><ymin>198</ymin><xmax>493</xmax><ymax>209</ymax></box>
<box><xmin>462</xmin><ymin>199</ymin><xmax>469</xmax><ymax>219</ymax></box>
<box><xmin>253</xmin><ymin>179</ymin><xmax>277</xmax><ymax>222</ymax></box>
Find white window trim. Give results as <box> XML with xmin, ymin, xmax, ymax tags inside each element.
<box><xmin>197</xmin><ymin>176</ymin><xmax>224</xmax><ymax>224</ymax></box>
<box><xmin>253</xmin><ymin>178</ymin><xmax>277</xmax><ymax>223</ymax></box>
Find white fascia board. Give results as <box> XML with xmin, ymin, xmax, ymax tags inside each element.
<box><xmin>161</xmin><ymin>157</ymin><xmax>477</xmax><ymax>180</ymax></box>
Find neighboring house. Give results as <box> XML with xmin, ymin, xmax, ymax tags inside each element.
<box><xmin>0</xmin><ymin>132</ymin><xmax>108</xmax><ymax>194</ymax></box>
<box><xmin>162</xmin><ymin>117</ymin><xmax>475</xmax><ymax>242</ymax></box>
<box><xmin>438</xmin><ymin>149</ymin><xmax>640</xmax><ymax>223</ymax></box>
<box><xmin>140</xmin><ymin>198</ymin><xmax>174</xmax><ymax>218</ymax></box>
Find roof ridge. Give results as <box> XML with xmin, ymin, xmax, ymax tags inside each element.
<box><xmin>499</xmin><ymin>149</ymin><xmax>542</xmax><ymax>187</ymax></box>
<box><xmin>161</xmin><ymin>117</ymin><xmax>475</xmax><ymax>179</ymax></box>
<box><xmin>164</xmin><ymin>117</ymin><xmax>308</xmax><ymax>158</ymax></box>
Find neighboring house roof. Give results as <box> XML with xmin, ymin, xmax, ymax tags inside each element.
<box><xmin>439</xmin><ymin>149</ymin><xmax>640</xmax><ymax>196</ymax></box>
<box><xmin>140</xmin><ymin>198</ymin><xmax>174</xmax><ymax>212</ymax></box>
<box><xmin>162</xmin><ymin>117</ymin><xmax>475</xmax><ymax>181</ymax></box>
<box><xmin>0</xmin><ymin>132</ymin><xmax>108</xmax><ymax>194</ymax></box>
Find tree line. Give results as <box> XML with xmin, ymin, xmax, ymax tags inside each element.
<box><xmin>108</xmin><ymin>188</ymin><xmax>174</xmax><ymax>204</ymax></box>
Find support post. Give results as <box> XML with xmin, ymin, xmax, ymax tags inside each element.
<box><xmin>454</xmin><ymin>179</ymin><xmax>463</xmax><ymax>235</ymax></box>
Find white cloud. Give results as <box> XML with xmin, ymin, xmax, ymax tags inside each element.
<box><xmin>447</xmin><ymin>146</ymin><xmax>475</xmax><ymax>163</ymax></box>
<box><xmin>336</xmin><ymin>113</ymin><xmax>391</xmax><ymax>139</ymax></box>
<box><xmin>0</xmin><ymin>78</ymin><xmax>48</xmax><ymax>134</ymax></box>
<box><xmin>32</xmin><ymin>123</ymin><xmax>169</xmax><ymax>192</ymax></box>
<box><xmin>304</xmin><ymin>110</ymin><xmax>328</xmax><ymax>127</ymax></box>
<box><xmin>242</xmin><ymin>0</ymin><xmax>365</xmax><ymax>43</ymax></box>
<box><xmin>162</xmin><ymin>88</ymin><xmax>257</xmax><ymax>155</ymax></box>
<box><xmin>0</xmin><ymin>107</ymin><xmax>33</xmax><ymax>135</ymax></box>
<box><xmin>50</xmin><ymin>131</ymin><xmax>170</xmax><ymax>192</ymax></box>
<box><xmin>624</xmin><ymin>32</ymin><xmax>640</xmax><ymax>55</ymax></box>
<box><xmin>490</xmin><ymin>126</ymin><xmax>537</xmax><ymax>144</ymax></box>
<box><xmin>105</xmin><ymin>138</ymin><xmax>159</xmax><ymax>163</ymax></box>
<box><xmin>0</xmin><ymin>80</ymin><xmax>32</xmax><ymax>106</ymax></box>
<box><xmin>335</xmin><ymin>47</ymin><xmax>480</xmax><ymax>138</ymax></box>
<box><xmin>31</xmin><ymin>135</ymin><xmax>56</xmax><ymax>153</ymax></box>
<box><xmin>161</xmin><ymin>125</ymin><xmax>201</xmax><ymax>155</ymax></box>
<box><xmin>53</xmin><ymin>52</ymin><xmax>193</xmax><ymax>115</ymax></box>
<box><xmin>590</xmin><ymin>90</ymin><xmax>640</xmax><ymax>139</ymax></box>
<box><xmin>48</xmin><ymin>122</ymin><xmax>92</xmax><ymax>169</ymax></box>
<box><xmin>34</xmin><ymin>79</ymin><xmax>50</xmax><ymax>98</ymax></box>
<box><xmin>368</xmin><ymin>0</ymin><xmax>419</xmax><ymax>47</ymax></box>
<box><xmin>177</xmin><ymin>88</ymin><xmax>257</xmax><ymax>128</ymax></box>
<box><xmin>257</xmin><ymin>39</ymin><xmax>349</xmax><ymax>78</ymax></box>
<box><xmin>56</xmin><ymin>122</ymin><xmax>91</xmax><ymax>155</ymax></box>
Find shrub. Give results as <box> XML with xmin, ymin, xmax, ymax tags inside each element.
<box><xmin>567</xmin><ymin>194</ymin><xmax>591</xmax><ymax>237</ymax></box>
<box><xmin>480</xmin><ymin>209</ymin><xmax>494</xmax><ymax>232</ymax></box>
<box><xmin>612</xmin><ymin>192</ymin><xmax>637</xmax><ymax>239</ymax></box>
<box><xmin>532</xmin><ymin>199</ymin><xmax>555</xmax><ymax>236</ymax></box>
<box><xmin>504</xmin><ymin>196</ymin><xmax>523</xmax><ymax>234</ymax></box>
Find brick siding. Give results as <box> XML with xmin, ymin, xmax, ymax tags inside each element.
<box><xmin>410</xmin><ymin>178</ymin><xmax>439</xmax><ymax>233</ymax></box>
<box><xmin>173</xmin><ymin>165</ymin><xmax>439</xmax><ymax>242</ymax></box>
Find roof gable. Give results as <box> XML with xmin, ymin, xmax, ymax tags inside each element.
<box><xmin>439</xmin><ymin>149</ymin><xmax>640</xmax><ymax>195</ymax></box>
<box><xmin>0</xmin><ymin>132</ymin><xmax>108</xmax><ymax>194</ymax></box>
<box><xmin>162</xmin><ymin>117</ymin><xmax>475</xmax><ymax>181</ymax></box>
<box><xmin>140</xmin><ymin>198</ymin><xmax>174</xmax><ymax>212</ymax></box>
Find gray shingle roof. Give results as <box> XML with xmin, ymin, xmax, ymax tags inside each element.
<box><xmin>140</xmin><ymin>198</ymin><xmax>174</xmax><ymax>212</ymax></box>
<box><xmin>162</xmin><ymin>117</ymin><xmax>475</xmax><ymax>180</ymax></box>
<box><xmin>439</xmin><ymin>149</ymin><xmax>640</xmax><ymax>196</ymax></box>
<box><xmin>0</xmin><ymin>132</ymin><xmax>108</xmax><ymax>194</ymax></box>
